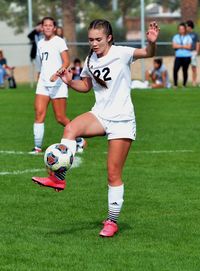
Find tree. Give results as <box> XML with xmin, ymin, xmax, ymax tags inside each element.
<box><xmin>0</xmin><ymin>0</ymin><xmax>62</xmax><ymax>33</ymax></box>
<box><xmin>62</xmin><ymin>0</ymin><xmax>77</xmax><ymax>60</ymax></box>
<box><xmin>181</xmin><ymin>0</ymin><xmax>198</xmax><ymax>22</ymax></box>
<box><xmin>119</xmin><ymin>0</ymin><xmax>139</xmax><ymax>25</ymax></box>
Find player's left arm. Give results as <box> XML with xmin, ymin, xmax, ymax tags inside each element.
<box><xmin>50</xmin><ymin>50</ymin><xmax>70</xmax><ymax>82</ymax></box>
<box><xmin>134</xmin><ymin>21</ymin><xmax>160</xmax><ymax>59</ymax></box>
<box><xmin>60</xmin><ymin>50</ymin><xmax>70</xmax><ymax>69</ymax></box>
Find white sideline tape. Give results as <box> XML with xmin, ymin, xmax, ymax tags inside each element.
<box><xmin>0</xmin><ymin>157</ymin><xmax>82</xmax><ymax>176</ymax></box>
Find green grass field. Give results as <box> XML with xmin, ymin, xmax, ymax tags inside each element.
<box><xmin>0</xmin><ymin>85</ymin><xmax>200</xmax><ymax>271</ymax></box>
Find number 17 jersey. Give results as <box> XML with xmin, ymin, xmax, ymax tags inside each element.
<box><xmin>37</xmin><ymin>36</ymin><xmax>68</xmax><ymax>87</ymax></box>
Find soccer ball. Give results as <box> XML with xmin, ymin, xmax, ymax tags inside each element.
<box><xmin>44</xmin><ymin>143</ymin><xmax>73</xmax><ymax>172</ymax></box>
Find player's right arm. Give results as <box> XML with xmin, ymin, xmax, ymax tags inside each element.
<box><xmin>58</xmin><ymin>68</ymin><xmax>92</xmax><ymax>93</ymax></box>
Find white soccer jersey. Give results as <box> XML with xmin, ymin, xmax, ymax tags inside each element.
<box><xmin>37</xmin><ymin>36</ymin><xmax>68</xmax><ymax>87</ymax></box>
<box><xmin>81</xmin><ymin>45</ymin><xmax>136</xmax><ymax>121</ymax></box>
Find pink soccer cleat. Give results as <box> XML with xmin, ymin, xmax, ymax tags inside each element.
<box><xmin>99</xmin><ymin>220</ymin><xmax>118</xmax><ymax>237</ymax></box>
<box><xmin>32</xmin><ymin>175</ymin><xmax>66</xmax><ymax>192</ymax></box>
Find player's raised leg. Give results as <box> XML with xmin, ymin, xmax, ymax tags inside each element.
<box><xmin>32</xmin><ymin>112</ymin><xmax>105</xmax><ymax>191</ymax></box>
<box><xmin>52</xmin><ymin>97</ymin><xmax>87</xmax><ymax>153</ymax></box>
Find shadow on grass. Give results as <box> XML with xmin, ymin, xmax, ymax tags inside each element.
<box><xmin>45</xmin><ymin>221</ymin><xmax>132</xmax><ymax>236</ymax></box>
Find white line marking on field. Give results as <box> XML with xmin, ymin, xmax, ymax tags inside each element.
<box><xmin>0</xmin><ymin>150</ymin><xmax>43</xmax><ymax>155</ymax></box>
<box><xmin>0</xmin><ymin>168</ymin><xmax>45</xmax><ymax>176</ymax></box>
<box><xmin>0</xmin><ymin>156</ymin><xmax>82</xmax><ymax>176</ymax></box>
<box><xmin>0</xmin><ymin>150</ymin><xmax>28</xmax><ymax>155</ymax></box>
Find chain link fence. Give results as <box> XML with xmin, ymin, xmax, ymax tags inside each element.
<box><xmin>1</xmin><ymin>41</ymin><xmax>197</xmax><ymax>84</ymax></box>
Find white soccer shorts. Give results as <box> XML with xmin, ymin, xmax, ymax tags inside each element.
<box><xmin>90</xmin><ymin>111</ymin><xmax>136</xmax><ymax>140</ymax></box>
<box><xmin>36</xmin><ymin>79</ymin><xmax>68</xmax><ymax>99</ymax></box>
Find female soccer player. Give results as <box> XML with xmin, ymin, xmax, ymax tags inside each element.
<box><xmin>30</xmin><ymin>17</ymin><xmax>70</xmax><ymax>154</ymax></box>
<box><xmin>33</xmin><ymin>19</ymin><xmax>160</xmax><ymax>237</ymax></box>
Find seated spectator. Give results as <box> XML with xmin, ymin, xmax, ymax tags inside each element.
<box><xmin>71</xmin><ymin>58</ymin><xmax>83</xmax><ymax>80</ymax></box>
<box><xmin>0</xmin><ymin>49</ymin><xmax>16</xmax><ymax>88</ymax></box>
<box><xmin>0</xmin><ymin>49</ymin><xmax>14</xmax><ymax>70</ymax></box>
<box><xmin>0</xmin><ymin>64</ymin><xmax>6</xmax><ymax>88</ymax></box>
<box><xmin>145</xmin><ymin>58</ymin><xmax>171</xmax><ymax>88</ymax></box>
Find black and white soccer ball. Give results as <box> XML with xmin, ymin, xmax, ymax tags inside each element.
<box><xmin>44</xmin><ymin>143</ymin><xmax>73</xmax><ymax>172</ymax></box>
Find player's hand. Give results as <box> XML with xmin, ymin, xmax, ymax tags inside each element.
<box><xmin>50</xmin><ymin>67</ymin><xmax>68</xmax><ymax>83</ymax></box>
<box><xmin>50</xmin><ymin>73</ymin><xmax>58</xmax><ymax>82</ymax></box>
<box><xmin>56</xmin><ymin>67</ymin><xmax>73</xmax><ymax>85</ymax></box>
<box><xmin>146</xmin><ymin>21</ymin><xmax>160</xmax><ymax>43</ymax></box>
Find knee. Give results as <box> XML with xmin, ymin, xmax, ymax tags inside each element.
<box><xmin>35</xmin><ymin>109</ymin><xmax>46</xmax><ymax>122</ymax></box>
<box><xmin>55</xmin><ymin>115</ymin><xmax>66</xmax><ymax>125</ymax></box>
<box><xmin>63</xmin><ymin>122</ymin><xmax>76</xmax><ymax>138</ymax></box>
<box><xmin>55</xmin><ymin>113</ymin><xmax>70</xmax><ymax>126</ymax></box>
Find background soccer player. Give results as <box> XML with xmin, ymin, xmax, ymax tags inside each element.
<box><xmin>30</xmin><ymin>17</ymin><xmax>70</xmax><ymax>154</ymax></box>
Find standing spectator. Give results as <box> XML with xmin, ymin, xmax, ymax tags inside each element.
<box><xmin>172</xmin><ymin>22</ymin><xmax>192</xmax><ymax>88</ymax></box>
<box><xmin>186</xmin><ymin>20</ymin><xmax>200</xmax><ymax>86</ymax></box>
<box><xmin>145</xmin><ymin>58</ymin><xmax>171</xmax><ymax>88</ymax></box>
<box><xmin>27</xmin><ymin>22</ymin><xmax>43</xmax><ymax>61</ymax></box>
<box><xmin>56</xmin><ymin>26</ymin><xmax>68</xmax><ymax>46</ymax></box>
<box><xmin>71</xmin><ymin>58</ymin><xmax>83</xmax><ymax>80</ymax></box>
<box><xmin>56</xmin><ymin>26</ymin><xmax>64</xmax><ymax>39</ymax></box>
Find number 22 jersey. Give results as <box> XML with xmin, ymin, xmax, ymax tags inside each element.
<box><xmin>81</xmin><ymin>45</ymin><xmax>136</xmax><ymax>121</ymax></box>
